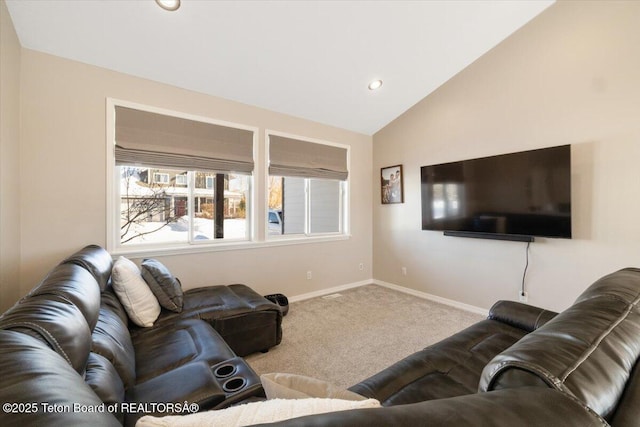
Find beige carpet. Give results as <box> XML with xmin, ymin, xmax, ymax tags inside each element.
<box><xmin>246</xmin><ymin>284</ymin><xmax>484</xmax><ymax>389</ymax></box>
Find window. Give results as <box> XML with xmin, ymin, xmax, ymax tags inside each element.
<box><xmin>108</xmin><ymin>102</ymin><xmax>350</xmax><ymax>253</ymax></box>
<box><xmin>118</xmin><ymin>169</ymin><xmax>250</xmax><ymax>246</ymax></box>
<box><xmin>268</xmin><ymin>134</ymin><xmax>348</xmax><ymax>237</ymax></box>
<box><xmin>111</xmin><ymin>104</ymin><xmax>255</xmax><ymax>251</ymax></box>
<box><xmin>153</xmin><ymin>172</ymin><xmax>170</xmax><ymax>184</ymax></box>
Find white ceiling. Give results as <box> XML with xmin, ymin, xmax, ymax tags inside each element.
<box><xmin>6</xmin><ymin>0</ymin><xmax>553</xmax><ymax>135</ymax></box>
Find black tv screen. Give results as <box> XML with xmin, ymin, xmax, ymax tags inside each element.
<box><xmin>421</xmin><ymin>145</ymin><xmax>571</xmax><ymax>240</ymax></box>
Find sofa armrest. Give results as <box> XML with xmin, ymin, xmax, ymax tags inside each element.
<box><xmin>125</xmin><ymin>362</ymin><xmax>226</xmax><ymax>426</ymax></box>
<box><xmin>259</xmin><ymin>387</ymin><xmax>607</xmax><ymax>427</ymax></box>
<box><xmin>488</xmin><ymin>300</ymin><xmax>557</xmax><ymax>333</ymax></box>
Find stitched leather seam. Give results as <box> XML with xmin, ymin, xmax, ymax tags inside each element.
<box><xmin>487</xmin><ymin>360</ymin><xmax>564</xmax><ymax>392</ymax></box>
<box><xmin>578</xmin><ymin>289</ymin><xmax>640</xmax><ymax>306</ymax></box>
<box><xmin>0</xmin><ymin>321</ymin><xmax>74</xmax><ymax>366</ymax></box>
<box><xmin>561</xmin><ymin>303</ymin><xmax>633</xmax><ymax>382</ymax></box>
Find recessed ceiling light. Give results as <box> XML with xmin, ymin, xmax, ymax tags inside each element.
<box><xmin>368</xmin><ymin>79</ymin><xmax>383</xmax><ymax>91</ymax></box>
<box><xmin>156</xmin><ymin>0</ymin><xmax>180</xmax><ymax>11</ymax></box>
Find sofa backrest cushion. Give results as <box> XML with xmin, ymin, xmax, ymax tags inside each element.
<box><xmin>62</xmin><ymin>244</ymin><xmax>114</xmax><ymax>292</ymax></box>
<box><xmin>0</xmin><ymin>330</ymin><xmax>121</xmax><ymax>426</ymax></box>
<box><xmin>102</xmin><ymin>286</ymin><xmax>130</xmax><ymax>325</ymax></box>
<box><xmin>92</xmin><ymin>297</ymin><xmax>137</xmax><ymax>389</ymax></box>
<box><xmin>479</xmin><ymin>268</ymin><xmax>640</xmax><ymax>420</ymax></box>
<box><xmin>0</xmin><ymin>293</ymin><xmax>93</xmax><ymax>375</ymax></box>
<box><xmin>610</xmin><ymin>358</ymin><xmax>640</xmax><ymax>427</ymax></box>
<box><xmin>27</xmin><ymin>263</ymin><xmax>102</xmax><ymax>331</ymax></box>
<box><xmin>85</xmin><ymin>352</ymin><xmax>126</xmax><ymax>424</ymax></box>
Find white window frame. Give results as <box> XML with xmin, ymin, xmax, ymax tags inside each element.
<box><xmin>106</xmin><ymin>99</ymin><xmax>258</xmax><ymax>256</ymax></box>
<box><xmin>175</xmin><ymin>174</ymin><xmax>188</xmax><ymax>186</ymax></box>
<box><xmin>105</xmin><ymin>100</ymin><xmax>350</xmax><ymax>257</ymax></box>
<box><xmin>265</xmin><ymin>130</ymin><xmax>350</xmax><ymax>241</ymax></box>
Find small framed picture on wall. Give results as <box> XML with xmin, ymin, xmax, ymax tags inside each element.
<box><xmin>381</xmin><ymin>165</ymin><xmax>404</xmax><ymax>204</ymax></box>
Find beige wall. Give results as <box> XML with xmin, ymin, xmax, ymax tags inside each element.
<box><xmin>16</xmin><ymin>49</ymin><xmax>372</xmax><ymax>301</ymax></box>
<box><xmin>0</xmin><ymin>0</ymin><xmax>21</xmax><ymax>311</ymax></box>
<box><xmin>373</xmin><ymin>1</ymin><xmax>640</xmax><ymax>312</ymax></box>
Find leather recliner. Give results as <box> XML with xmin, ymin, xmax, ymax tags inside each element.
<box><xmin>0</xmin><ymin>245</ymin><xmax>271</xmax><ymax>426</ymax></box>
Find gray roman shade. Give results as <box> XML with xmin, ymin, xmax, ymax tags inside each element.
<box><xmin>269</xmin><ymin>135</ymin><xmax>348</xmax><ymax>180</ymax></box>
<box><xmin>114</xmin><ymin>106</ymin><xmax>254</xmax><ymax>173</ymax></box>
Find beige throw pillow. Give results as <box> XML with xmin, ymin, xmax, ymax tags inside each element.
<box><xmin>111</xmin><ymin>256</ymin><xmax>161</xmax><ymax>327</ymax></box>
<box><xmin>260</xmin><ymin>373</ymin><xmax>367</xmax><ymax>401</ymax></box>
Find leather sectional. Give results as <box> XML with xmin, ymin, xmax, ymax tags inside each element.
<box><xmin>0</xmin><ymin>245</ymin><xmax>281</xmax><ymax>426</ymax></box>
<box><xmin>1</xmin><ymin>245</ymin><xmax>639</xmax><ymax>426</ymax></box>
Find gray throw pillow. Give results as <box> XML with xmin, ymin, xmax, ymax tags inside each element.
<box><xmin>140</xmin><ymin>259</ymin><xmax>184</xmax><ymax>313</ymax></box>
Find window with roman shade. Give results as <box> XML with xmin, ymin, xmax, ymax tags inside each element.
<box><xmin>267</xmin><ymin>134</ymin><xmax>348</xmax><ymax>238</ymax></box>
<box><xmin>268</xmin><ymin>135</ymin><xmax>348</xmax><ymax>180</ymax></box>
<box><xmin>114</xmin><ymin>106</ymin><xmax>254</xmax><ymax>174</ymax></box>
<box><xmin>112</xmin><ymin>105</ymin><xmax>254</xmax><ymax>249</ymax></box>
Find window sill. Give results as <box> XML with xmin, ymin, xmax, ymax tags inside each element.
<box><xmin>110</xmin><ymin>234</ymin><xmax>351</xmax><ymax>258</ymax></box>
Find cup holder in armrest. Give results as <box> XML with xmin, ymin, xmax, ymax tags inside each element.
<box><xmin>222</xmin><ymin>377</ymin><xmax>247</xmax><ymax>393</ymax></box>
<box><xmin>210</xmin><ymin>357</ymin><xmax>265</xmax><ymax>410</ymax></box>
<box><xmin>214</xmin><ymin>363</ymin><xmax>237</xmax><ymax>378</ymax></box>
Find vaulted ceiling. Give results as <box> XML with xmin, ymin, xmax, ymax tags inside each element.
<box><xmin>6</xmin><ymin>0</ymin><xmax>553</xmax><ymax>135</ymax></box>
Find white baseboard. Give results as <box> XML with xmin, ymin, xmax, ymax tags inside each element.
<box><xmin>373</xmin><ymin>279</ymin><xmax>489</xmax><ymax>316</ymax></box>
<box><xmin>288</xmin><ymin>278</ymin><xmax>488</xmax><ymax>316</ymax></box>
<box><xmin>288</xmin><ymin>280</ymin><xmax>371</xmax><ymax>303</ymax></box>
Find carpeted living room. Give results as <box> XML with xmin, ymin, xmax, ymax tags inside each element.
<box><xmin>1</xmin><ymin>1</ymin><xmax>640</xmax><ymax>426</ymax></box>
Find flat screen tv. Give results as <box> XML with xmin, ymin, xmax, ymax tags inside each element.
<box><xmin>420</xmin><ymin>145</ymin><xmax>571</xmax><ymax>241</ymax></box>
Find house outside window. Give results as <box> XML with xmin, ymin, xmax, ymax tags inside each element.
<box><xmin>267</xmin><ymin>133</ymin><xmax>348</xmax><ymax>238</ymax></box>
<box><xmin>119</xmin><ymin>167</ymin><xmax>250</xmax><ymax>245</ymax></box>
<box><xmin>110</xmin><ymin>103</ymin><xmax>255</xmax><ymax>251</ymax></box>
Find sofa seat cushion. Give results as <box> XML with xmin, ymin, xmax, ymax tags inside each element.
<box><xmin>349</xmin><ymin>319</ymin><xmax>529</xmax><ymax>406</ymax></box>
<box><xmin>132</xmin><ymin>319</ymin><xmax>235</xmax><ymax>384</ymax></box>
<box><xmin>158</xmin><ymin>285</ymin><xmax>279</xmax><ymax>321</ymax></box>
<box><xmin>155</xmin><ymin>284</ymin><xmax>282</xmax><ymax>356</ymax></box>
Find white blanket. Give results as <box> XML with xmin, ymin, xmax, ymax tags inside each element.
<box><xmin>136</xmin><ymin>398</ymin><xmax>380</xmax><ymax>427</ymax></box>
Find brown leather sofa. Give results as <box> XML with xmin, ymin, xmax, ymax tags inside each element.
<box><xmin>1</xmin><ymin>244</ymin><xmax>638</xmax><ymax>426</ymax></box>
<box><xmin>0</xmin><ymin>245</ymin><xmax>281</xmax><ymax>426</ymax></box>
<box><xmin>274</xmin><ymin>267</ymin><xmax>640</xmax><ymax>426</ymax></box>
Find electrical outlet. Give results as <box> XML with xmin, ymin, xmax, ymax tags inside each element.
<box><xmin>307</xmin><ymin>271</ymin><xmax>312</xmax><ymax>280</ymax></box>
<box><xmin>358</xmin><ymin>263</ymin><xmax>364</xmax><ymax>271</ymax></box>
<box><xmin>401</xmin><ymin>267</ymin><xmax>407</xmax><ymax>276</ymax></box>
<box><xmin>519</xmin><ymin>292</ymin><xmax>528</xmax><ymax>303</ymax></box>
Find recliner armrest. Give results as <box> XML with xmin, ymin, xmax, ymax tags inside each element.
<box><xmin>488</xmin><ymin>300</ymin><xmax>557</xmax><ymax>333</ymax></box>
<box><xmin>125</xmin><ymin>362</ymin><xmax>226</xmax><ymax>426</ymax></box>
